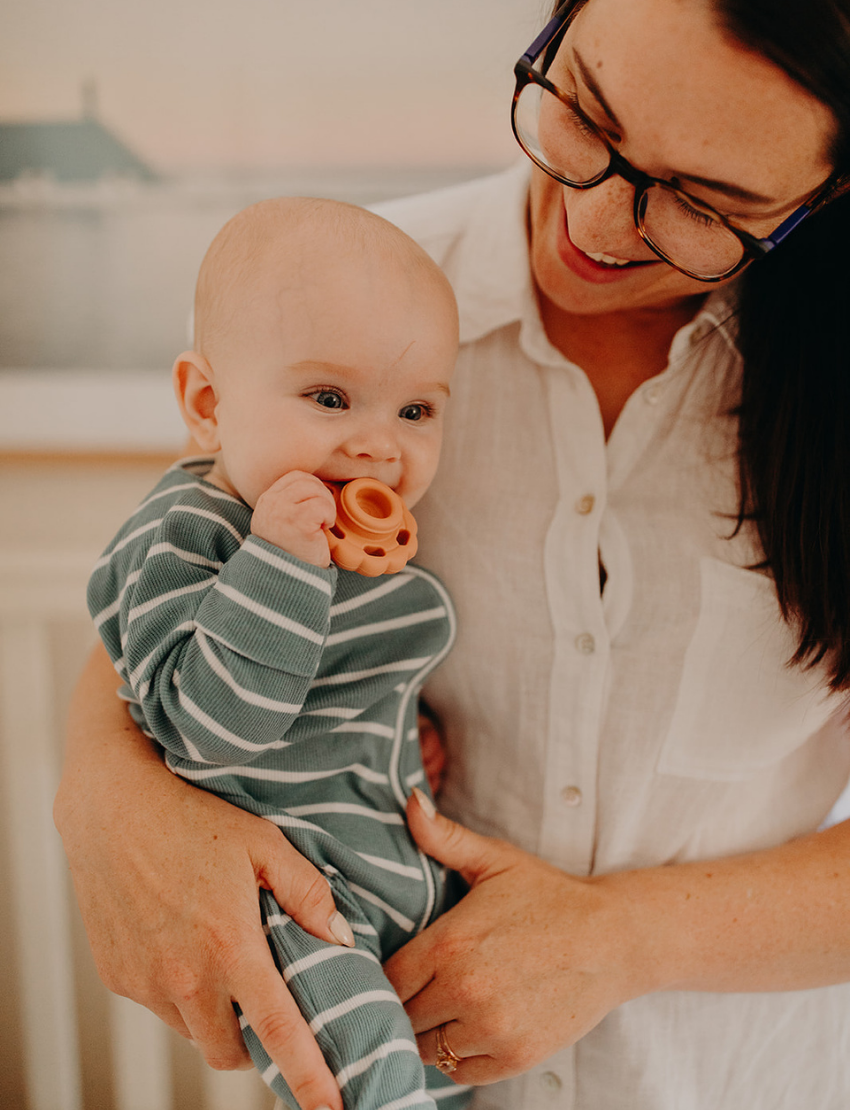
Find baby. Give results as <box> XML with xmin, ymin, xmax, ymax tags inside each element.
<box><xmin>86</xmin><ymin>197</ymin><xmax>469</xmax><ymax>1110</ymax></box>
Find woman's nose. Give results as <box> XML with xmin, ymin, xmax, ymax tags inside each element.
<box><xmin>563</xmin><ymin>176</ymin><xmax>648</xmax><ymax>260</ymax></box>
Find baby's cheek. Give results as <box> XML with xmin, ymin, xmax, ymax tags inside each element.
<box><xmin>402</xmin><ymin>446</ymin><xmax>442</xmax><ymax>508</ymax></box>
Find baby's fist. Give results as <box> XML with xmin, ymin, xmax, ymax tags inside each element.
<box><xmin>251</xmin><ymin>472</ymin><xmax>337</xmax><ymax>567</ymax></box>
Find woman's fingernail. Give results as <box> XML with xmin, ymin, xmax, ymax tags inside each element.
<box><xmin>412</xmin><ymin>786</ymin><xmax>437</xmax><ymax>820</ymax></box>
<box><xmin>328</xmin><ymin>911</ymin><xmax>355</xmax><ymax>948</ymax></box>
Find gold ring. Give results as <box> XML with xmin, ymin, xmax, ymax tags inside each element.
<box><xmin>435</xmin><ymin>1023</ymin><xmax>462</xmax><ymax>1075</ymax></box>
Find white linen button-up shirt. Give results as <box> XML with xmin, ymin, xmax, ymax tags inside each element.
<box><xmin>377</xmin><ymin>164</ymin><xmax>850</xmax><ymax>1110</ymax></box>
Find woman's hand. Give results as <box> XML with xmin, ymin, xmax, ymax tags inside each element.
<box><xmin>383</xmin><ymin>790</ymin><xmax>647</xmax><ymax>1085</ymax></box>
<box><xmin>387</xmin><ymin>792</ymin><xmax>850</xmax><ymax>1087</ymax></box>
<box><xmin>55</xmin><ymin>644</ymin><xmax>349</xmax><ymax>1110</ymax></box>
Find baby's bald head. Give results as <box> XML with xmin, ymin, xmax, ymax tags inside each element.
<box><xmin>174</xmin><ymin>195</ymin><xmax>458</xmax><ymax>514</ymax></box>
<box><xmin>193</xmin><ymin>196</ymin><xmax>455</xmax><ymax>364</ymax></box>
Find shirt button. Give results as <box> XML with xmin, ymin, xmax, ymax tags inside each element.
<box><xmin>644</xmin><ymin>383</ymin><xmax>661</xmax><ymax>404</ymax></box>
<box><xmin>539</xmin><ymin>1070</ymin><xmax>563</xmax><ymax>1092</ymax></box>
<box><xmin>575</xmin><ymin>493</ymin><xmax>595</xmax><ymax>515</ymax></box>
<box><xmin>560</xmin><ymin>785</ymin><xmax>582</xmax><ymax>807</ymax></box>
<box><xmin>575</xmin><ymin>632</ymin><xmax>595</xmax><ymax>654</ymax></box>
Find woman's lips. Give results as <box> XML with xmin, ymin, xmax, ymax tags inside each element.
<box><xmin>556</xmin><ymin>205</ymin><xmax>658</xmax><ymax>284</ymax></box>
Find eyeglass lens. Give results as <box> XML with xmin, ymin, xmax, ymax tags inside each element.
<box><xmin>514</xmin><ymin>79</ymin><xmax>746</xmax><ymax>279</ymax></box>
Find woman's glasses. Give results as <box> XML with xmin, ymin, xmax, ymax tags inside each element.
<box><xmin>511</xmin><ymin>0</ymin><xmax>824</xmax><ymax>281</ymax></box>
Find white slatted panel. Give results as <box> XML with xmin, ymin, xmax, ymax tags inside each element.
<box><xmin>0</xmin><ymin>463</ymin><xmax>275</xmax><ymax>1110</ymax></box>
<box><xmin>111</xmin><ymin>995</ymin><xmax>172</xmax><ymax>1110</ymax></box>
<box><xmin>0</xmin><ymin>618</ymin><xmax>82</xmax><ymax>1110</ymax></box>
<box><xmin>204</xmin><ymin>1063</ymin><xmax>274</xmax><ymax>1110</ymax></box>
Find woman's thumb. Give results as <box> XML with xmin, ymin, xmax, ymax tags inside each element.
<box><xmin>407</xmin><ymin>787</ymin><xmax>510</xmax><ymax>886</ymax></box>
<box><xmin>260</xmin><ymin>845</ymin><xmax>355</xmax><ymax>948</ymax></box>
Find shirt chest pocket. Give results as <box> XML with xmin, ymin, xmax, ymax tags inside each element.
<box><xmin>657</xmin><ymin>557</ymin><xmax>843</xmax><ymax>781</ymax></box>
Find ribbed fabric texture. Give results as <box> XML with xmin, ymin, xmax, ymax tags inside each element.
<box><xmin>88</xmin><ymin>457</ymin><xmax>470</xmax><ymax>1110</ymax></box>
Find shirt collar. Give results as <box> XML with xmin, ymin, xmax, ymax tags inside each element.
<box><xmin>451</xmin><ymin>160</ymin><xmax>536</xmax><ymax>346</ymax></box>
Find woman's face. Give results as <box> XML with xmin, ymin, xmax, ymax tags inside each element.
<box><xmin>528</xmin><ymin>0</ymin><xmax>836</xmax><ymax>317</ymax></box>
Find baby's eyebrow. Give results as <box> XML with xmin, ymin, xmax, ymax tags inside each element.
<box><xmin>289</xmin><ymin>360</ymin><xmax>452</xmax><ymax>396</ymax></box>
<box><xmin>288</xmin><ymin>359</ymin><xmax>359</xmax><ymax>376</ymax></box>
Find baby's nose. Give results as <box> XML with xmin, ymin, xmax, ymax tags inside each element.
<box><xmin>341</xmin><ymin>410</ymin><xmax>403</xmax><ymax>457</ymax></box>
<box><xmin>344</xmin><ymin>417</ymin><xmax>400</xmax><ymax>461</ymax></box>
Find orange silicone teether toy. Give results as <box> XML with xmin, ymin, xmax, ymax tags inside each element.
<box><xmin>325</xmin><ymin>478</ymin><xmax>418</xmax><ymax>577</ymax></box>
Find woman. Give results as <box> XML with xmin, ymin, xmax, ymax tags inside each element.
<box><xmin>55</xmin><ymin>0</ymin><xmax>850</xmax><ymax>1106</ymax></box>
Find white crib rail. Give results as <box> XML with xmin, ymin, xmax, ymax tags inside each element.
<box><xmin>1</xmin><ymin>610</ymin><xmax>82</xmax><ymax>1110</ymax></box>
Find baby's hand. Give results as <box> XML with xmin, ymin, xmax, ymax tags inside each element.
<box><xmin>251</xmin><ymin>472</ymin><xmax>337</xmax><ymax>567</ymax></box>
<box><xmin>418</xmin><ymin>706</ymin><xmax>447</xmax><ymax>797</ymax></box>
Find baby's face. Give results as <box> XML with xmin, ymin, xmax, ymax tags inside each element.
<box><xmin>208</xmin><ymin>247</ymin><xmax>457</xmax><ymax>512</ymax></box>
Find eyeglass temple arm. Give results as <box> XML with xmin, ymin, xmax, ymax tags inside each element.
<box><xmin>520</xmin><ymin>6</ymin><xmax>571</xmax><ymax>66</ymax></box>
<box><xmin>756</xmin><ymin>177</ymin><xmax>843</xmax><ymax>254</ymax></box>
<box><xmin>757</xmin><ymin>203</ymin><xmax>813</xmax><ymax>254</ymax></box>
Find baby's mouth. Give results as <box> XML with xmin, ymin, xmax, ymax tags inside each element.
<box><xmin>321</xmin><ymin>477</ymin><xmax>399</xmax><ymax>497</ymax></box>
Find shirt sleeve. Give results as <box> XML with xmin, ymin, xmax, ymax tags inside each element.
<box><xmin>89</xmin><ymin>496</ymin><xmax>337</xmax><ymax>766</ymax></box>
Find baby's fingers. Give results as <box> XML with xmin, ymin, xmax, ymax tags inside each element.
<box><xmin>251</xmin><ymin>473</ymin><xmax>336</xmax><ymax>562</ymax></box>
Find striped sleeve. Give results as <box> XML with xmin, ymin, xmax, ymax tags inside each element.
<box><xmin>88</xmin><ymin>480</ymin><xmax>338</xmax><ymax>765</ymax></box>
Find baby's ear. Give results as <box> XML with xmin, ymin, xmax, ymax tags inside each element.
<box><xmin>172</xmin><ymin>351</ymin><xmax>220</xmax><ymax>453</ymax></box>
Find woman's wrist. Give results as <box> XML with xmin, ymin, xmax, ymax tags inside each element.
<box><xmin>587</xmin><ymin>866</ymin><xmax>694</xmax><ymax>1001</ymax></box>
<box><xmin>566</xmin><ymin>868</ymin><xmax>671</xmax><ymax>1007</ymax></box>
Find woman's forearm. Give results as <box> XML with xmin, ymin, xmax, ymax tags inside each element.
<box><xmin>57</xmin><ymin>640</ymin><xmax>169</xmax><ymax>827</ymax></box>
<box><xmin>602</xmin><ymin>817</ymin><xmax>850</xmax><ymax>999</ymax></box>
<box><xmin>54</xmin><ymin>642</ymin><xmax>350</xmax><ymax>1110</ymax></box>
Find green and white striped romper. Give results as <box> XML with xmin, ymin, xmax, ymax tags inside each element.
<box><xmin>87</xmin><ymin>457</ymin><xmax>471</xmax><ymax>1110</ymax></box>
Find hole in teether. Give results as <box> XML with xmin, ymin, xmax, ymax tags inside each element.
<box><xmin>397</xmin><ymin>530</ymin><xmax>410</xmax><ymax>546</ymax></box>
<box><xmin>356</xmin><ymin>488</ymin><xmax>393</xmax><ymax>519</ymax></box>
<box><xmin>330</xmin><ymin>525</ymin><xmax>345</xmax><ymax>539</ymax></box>
<box><xmin>364</xmin><ymin>547</ymin><xmax>386</xmax><ymax>557</ymax></box>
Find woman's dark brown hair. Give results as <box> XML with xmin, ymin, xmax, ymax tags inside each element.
<box><xmin>717</xmin><ymin>0</ymin><xmax>850</xmax><ymax>689</ymax></box>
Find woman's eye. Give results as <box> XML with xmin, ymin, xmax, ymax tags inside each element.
<box><xmin>672</xmin><ymin>193</ymin><xmax>719</xmax><ymax>229</ymax></box>
<box><xmin>308</xmin><ymin>389</ymin><xmax>347</xmax><ymax>410</ymax></box>
<box><xmin>399</xmin><ymin>403</ymin><xmax>432</xmax><ymax>422</ymax></box>
<box><xmin>563</xmin><ymin>93</ymin><xmax>598</xmax><ymax>140</ymax></box>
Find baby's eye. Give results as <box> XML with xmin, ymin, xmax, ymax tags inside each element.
<box><xmin>399</xmin><ymin>402</ymin><xmax>433</xmax><ymax>422</ymax></box>
<box><xmin>307</xmin><ymin>388</ymin><xmax>347</xmax><ymax>410</ymax></box>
